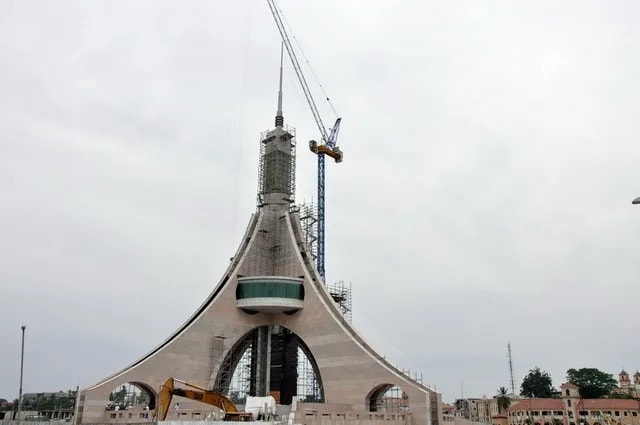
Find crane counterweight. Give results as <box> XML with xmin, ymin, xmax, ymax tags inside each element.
<box><xmin>309</xmin><ymin>141</ymin><xmax>343</xmax><ymax>163</ymax></box>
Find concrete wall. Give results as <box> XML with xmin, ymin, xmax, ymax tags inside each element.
<box><xmin>78</xmin><ymin>209</ymin><xmax>441</xmax><ymax>425</ymax></box>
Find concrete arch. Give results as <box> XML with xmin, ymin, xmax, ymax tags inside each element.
<box><xmin>107</xmin><ymin>381</ymin><xmax>157</xmax><ymax>411</ymax></box>
<box><xmin>367</xmin><ymin>384</ymin><xmax>409</xmax><ymax>413</ymax></box>
<box><xmin>78</xmin><ymin>206</ymin><xmax>441</xmax><ymax>425</ymax></box>
<box><xmin>212</xmin><ymin>325</ymin><xmax>324</xmax><ymax>404</ymax></box>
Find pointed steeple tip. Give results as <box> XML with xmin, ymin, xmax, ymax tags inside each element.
<box><xmin>275</xmin><ymin>42</ymin><xmax>284</xmax><ymax>127</ymax></box>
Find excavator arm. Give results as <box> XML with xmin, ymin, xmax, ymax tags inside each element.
<box><xmin>154</xmin><ymin>378</ymin><xmax>251</xmax><ymax>421</ymax></box>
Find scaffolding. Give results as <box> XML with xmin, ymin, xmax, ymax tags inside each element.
<box><xmin>402</xmin><ymin>368</ymin><xmax>424</xmax><ymax>386</ymax></box>
<box><xmin>296</xmin><ymin>346</ymin><xmax>323</xmax><ymax>403</ymax></box>
<box><xmin>211</xmin><ymin>327</ymin><xmax>323</xmax><ymax>405</ymax></box>
<box><xmin>210</xmin><ymin>335</ymin><xmax>253</xmax><ymax>403</ymax></box>
<box><xmin>326</xmin><ymin>280</ymin><xmax>352</xmax><ymax>323</ymax></box>
<box><xmin>257</xmin><ymin>125</ymin><xmax>296</xmax><ymax>208</ymax></box>
<box><xmin>298</xmin><ymin>201</ymin><xmax>318</xmax><ymax>262</ymax></box>
<box><xmin>379</xmin><ymin>386</ymin><xmax>410</xmax><ymax>413</ymax></box>
<box><xmin>107</xmin><ymin>383</ymin><xmax>152</xmax><ymax>408</ymax></box>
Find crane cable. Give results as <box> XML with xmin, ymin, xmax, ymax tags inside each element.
<box><xmin>231</xmin><ymin>0</ymin><xmax>253</xmax><ymax>236</ymax></box>
<box><xmin>274</xmin><ymin>0</ymin><xmax>339</xmax><ymax>119</ymax></box>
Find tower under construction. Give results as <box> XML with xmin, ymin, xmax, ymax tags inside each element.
<box><xmin>76</xmin><ymin>47</ymin><xmax>441</xmax><ymax>425</ymax></box>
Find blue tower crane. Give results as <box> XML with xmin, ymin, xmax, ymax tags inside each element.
<box><xmin>266</xmin><ymin>0</ymin><xmax>343</xmax><ymax>280</ymax></box>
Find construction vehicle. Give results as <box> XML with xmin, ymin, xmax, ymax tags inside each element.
<box><xmin>153</xmin><ymin>378</ymin><xmax>254</xmax><ymax>422</ymax></box>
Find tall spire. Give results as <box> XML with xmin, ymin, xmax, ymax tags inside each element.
<box><xmin>275</xmin><ymin>42</ymin><xmax>284</xmax><ymax>127</ymax></box>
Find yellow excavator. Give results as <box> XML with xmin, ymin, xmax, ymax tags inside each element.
<box><xmin>154</xmin><ymin>378</ymin><xmax>254</xmax><ymax>422</ymax></box>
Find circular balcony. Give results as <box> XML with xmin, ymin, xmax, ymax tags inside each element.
<box><xmin>236</xmin><ymin>276</ymin><xmax>304</xmax><ymax>313</ymax></box>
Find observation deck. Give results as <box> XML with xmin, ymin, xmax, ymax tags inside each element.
<box><xmin>236</xmin><ymin>276</ymin><xmax>304</xmax><ymax>313</ymax></box>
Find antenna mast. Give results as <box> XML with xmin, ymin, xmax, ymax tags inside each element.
<box><xmin>507</xmin><ymin>343</ymin><xmax>516</xmax><ymax>395</ymax></box>
<box><xmin>275</xmin><ymin>42</ymin><xmax>284</xmax><ymax>127</ymax></box>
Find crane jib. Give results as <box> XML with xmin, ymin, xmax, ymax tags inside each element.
<box><xmin>266</xmin><ymin>0</ymin><xmax>343</xmax><ymax>280</ymax></box>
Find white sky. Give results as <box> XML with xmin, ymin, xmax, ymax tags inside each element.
<box><xmin>1</xmin><ymin>0</ymin><xmax>639</xmax><ymax>404</ymax></box>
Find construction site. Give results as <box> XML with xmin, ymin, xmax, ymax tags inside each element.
<box><xmin>9</xmin><ymin>2</ymin><xmax>441</xmax><ymax>425</ymax></box>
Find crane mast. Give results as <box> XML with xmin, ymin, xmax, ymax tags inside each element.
<box><xmin>266</xmin><ymin>0</ymin><xmax>343</xmax><ymax>280</ymax></box>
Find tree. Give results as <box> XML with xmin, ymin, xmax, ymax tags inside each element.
<box><xmin>521</xmin><ymin>367</ymin><xmax>555</xmax><ymax>398</ymax></box>
<box><xmin>566</xmin><ymin>368</ymin><xmax>617</xmax><ymax>399</ymax></box>
<box><xmin>608</xmin><ymin>391</ymin><xmax>634</xmax><ymax>400</ymax></box>
<box><xmin>496</xmin><ymin>387</ymin><xmax>511</xmax><ymax>414</ymax></box>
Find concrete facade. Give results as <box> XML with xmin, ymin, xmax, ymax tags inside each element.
<box><xmin>77</xmin><ymin>84</ymin><xmax>441</xmax><ymax>425</ymax></box>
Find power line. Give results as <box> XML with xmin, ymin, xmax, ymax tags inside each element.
<box><xmin>231</xmin><ymin>0</ymin><xmax>253</xmax><ymax>236</ymax></box>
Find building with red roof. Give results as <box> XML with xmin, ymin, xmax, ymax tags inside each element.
<box><xmin>506</xmin><ymin>382</ymin><xmax>640</xmax><ymax>425</ymax></box>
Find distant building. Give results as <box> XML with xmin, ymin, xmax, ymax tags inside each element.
<box><xmin>22</xmin><ymin>391</ymin><xmax>73</xmax><ymax>406</ymax></box>
<box><xmin>443</xmin><ymin>403</ymin><xmax>455</xmax><ymax>423</ymax></box>
<box><xmin>476</xmin><ymin>397</ymin><xmax>500</xmax><ymax>424</ymax></box>
<box><xmin>506</xmin><ymin>383</ymin><xmax>640</xmax><ymax>425</ymax></box>
<box><xmin>455</xmin><ymin>398</ymin><xmax>483</xmax><ymax>421</ymax></box>
<box><xmin>3</xmin><ymin>390</ymin><xmax>78</xmax><ymax>421</ymax></box>
<box><xmin>612</xmin><ymin>370</ymin><xmax>640</xmax><ymax>398</ymax></box>
<box><xmin>454</xmin><ymin>394</ymin><xmax>519</xmax><ymax>424</ymax></box>
<box><xmin>0</xmin><ymin>399</ymin><xmax>14</xmax><ymax>411</ymax></box>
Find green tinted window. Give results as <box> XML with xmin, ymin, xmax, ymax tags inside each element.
<box><xmin>237</xmin><ymin>280</ymin><xmax>303</xmax><ymax>300</ymax></box>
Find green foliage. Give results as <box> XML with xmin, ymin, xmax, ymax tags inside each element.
<box><xmin>521</xmin><ymin>367</ymin><xmax>556</xmax><ymax>398</ymax></box>
<box><xmin>553</xmin><ymin>419</ymin><xmax>563</xmax><ymax>425</ymax></box>
<box><xmin>566</xmin><ymin>368</ymin><xmax>617</xmax><ymax>399</ymax></box>
<box><xmin>19</xmin><ymin>391</ymin><xmax>76</xmax><ymax>411</ymax></box>
<box><xmin>110</xmin><ymin>386</ymin><xmax>127</xmax><ymax>405</ymax></box>
<box><xmin>34</xmin><ymin>397</ymin><xmax>73</xmax><ymax>411</ymax></box>
<box><xmin>496</xmin><ymin>387</ymin><xmax>511</xmax><ymax>413</ymax></box>
<box><xmin>608</xmin><ymin>391</ymin><xmax>635</xmax><ymax>399</ymax></box>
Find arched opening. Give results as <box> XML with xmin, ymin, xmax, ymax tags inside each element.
<box><xmin>367</xmin><ymin>384</ymin><xmax>409</xmax><ymax>413</ymax></box>
<box><xmin>213</xmin><ymin>325</ymin><xmax>323</xmax><ymax>405</ymax></box>
<box><xmin>107</xmin><ymin>382</ymin><xmax>156</xmax><ymax>412</ymax></box>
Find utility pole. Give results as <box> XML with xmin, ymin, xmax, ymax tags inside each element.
<box><xmin>17</xmin><ymin>325</ymin><xmax>26</xmax><ymax>425</ymax></box>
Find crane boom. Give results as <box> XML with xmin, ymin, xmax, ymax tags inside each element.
<box><xmin>266</xmin><ymin>0</ymin><xmax>343</xmax><ymax>279</ymax></box>
<box><xmin>266</xmin><ymin>0</ymin><xmax>329</xmax><ymax>143</ymax></box>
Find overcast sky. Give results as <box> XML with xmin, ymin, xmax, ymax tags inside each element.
<box><xmin>1</xmin><ymin>0</ymin><xmax>640</xmax><ymax>404</ymax></box>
